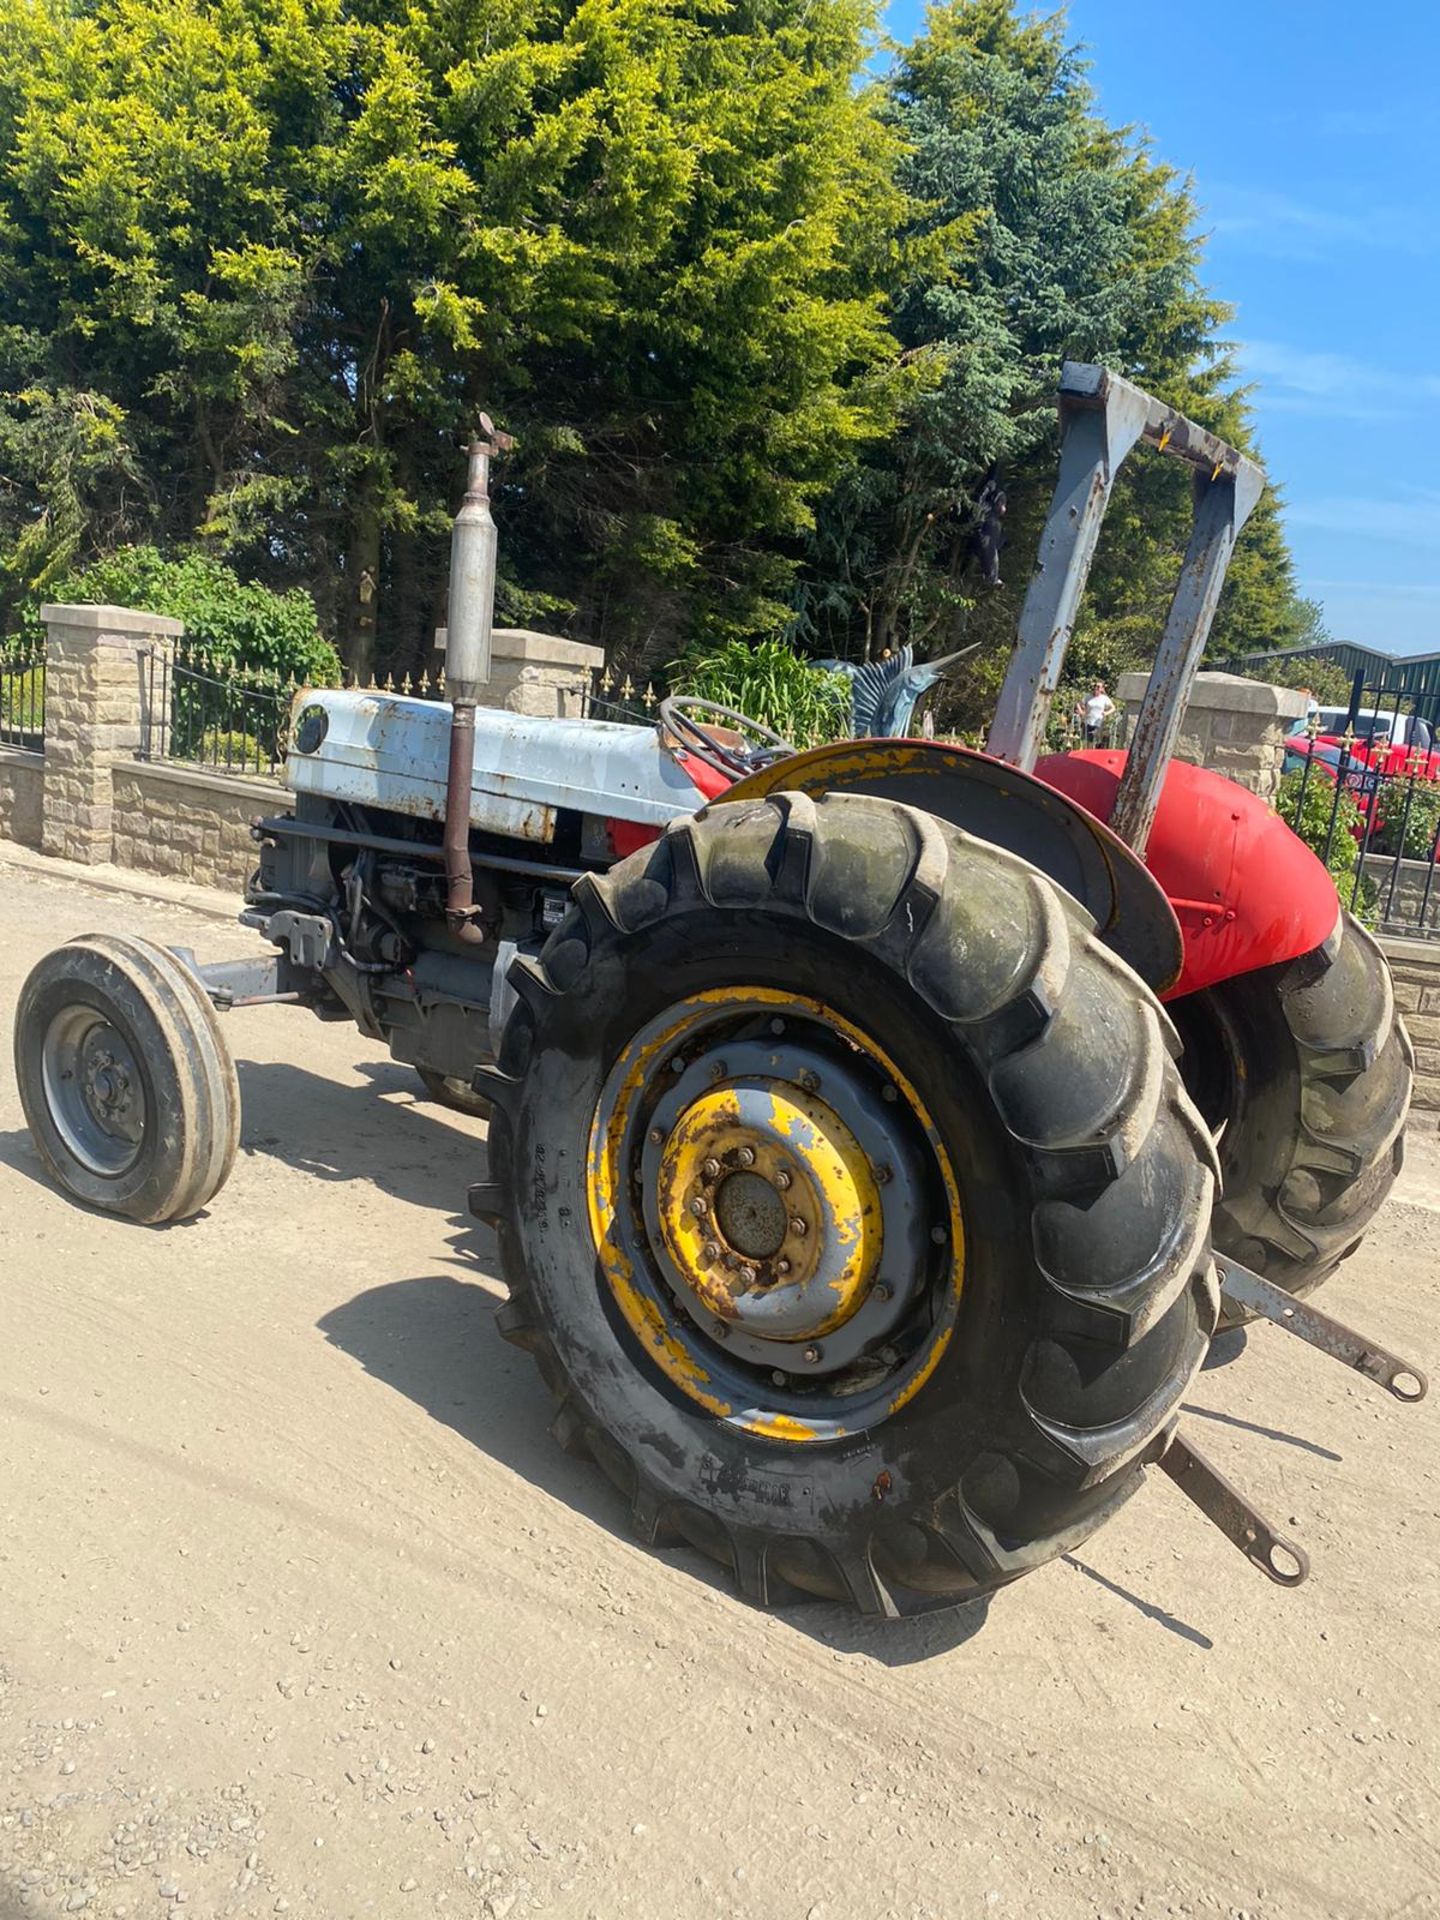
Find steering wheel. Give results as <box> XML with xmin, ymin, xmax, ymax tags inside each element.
<box><xmin>658</xmin><ymin>696</ymin><xmax>797</xmax><ymax>780</ymax></box>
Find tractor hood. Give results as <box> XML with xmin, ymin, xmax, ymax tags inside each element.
<box><xmin>286</xmin><ymin>689</ymin><xmax>703</xmax><ymax>845</ymax></box>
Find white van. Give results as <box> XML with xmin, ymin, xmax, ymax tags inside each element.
<box><xmin>1313</xmin><ymin>706</ymin><xmax>1434</xmax><ymax>752</ymax></box>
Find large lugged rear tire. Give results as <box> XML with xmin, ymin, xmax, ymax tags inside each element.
<box><xmin>14</xmin><ymin>934</ymin><xmax>241</xmax><ymax>1224</ymax></box>
<box><xmin>1174</xmin><ymin>912</ymin><xmax>1413</xmax><ymax>1324</ymax></box>
<box><xmin>477</xmin><ymin>793</ymin><xmax>1219</xmax><ymax>1616</ymax></box>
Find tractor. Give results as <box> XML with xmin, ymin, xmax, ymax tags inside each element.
<box><xmin>13</xmin><ymin>365</ymin><xmax>1424</xmax><ymax>1617</ymax></box>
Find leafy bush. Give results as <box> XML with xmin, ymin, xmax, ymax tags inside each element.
<box><xmin>0</xmin><ymin>665</ymin><xmax>43</xmax><ymax>729</ymax></box>
<box><xmin>1277</xmin><ymin>766</ymin><xmax>1376</xmax><ymax>923</ymax></box>
<box><xmin>25</xmin><ymin>547</ymin><xmax>339</xmax><ymax>685</ymax></box>
<box><xmin>1257</xmin><ymin>651</ymin><xmax>1355</xmax><ymax>706</ymax></box>
<box><xmin>197</xmin><ymin>727</ymin><xmax>271</xmax><ymax>772</ymax></box>
<box><xmin>668</xmin><ymin>639</ymin><xmax>851</xmax><ymax>749</ymax></box>
<box><xmin>1386</xmin><ymin>777</ymin><xmax>1440</xmax><ymax>861</ymax></box>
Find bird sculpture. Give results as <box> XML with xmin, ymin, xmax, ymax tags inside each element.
<box><xmin>814</xmin><ymin>642</ymin><xmax>977</xmax><ymax>738</ymax></box>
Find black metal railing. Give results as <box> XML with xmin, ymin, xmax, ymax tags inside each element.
<box><xmin>0</xmin><ymin>633</ymin><xmax>45</xmax><ymax>751</ymax></box>
<box><xmin>1279</xmin><ymin>674</ymin><xmax>1440</xmax><ymax>938</ymax></box>
<box><xmin>140</xmin><ymin>644</ymin><xmax>299</xmax><ymax>777</ymax></box>
<box><xmin>583</xmin><ymin>667</ymin><xmax>661</xmax><ymax>727</ymax></box>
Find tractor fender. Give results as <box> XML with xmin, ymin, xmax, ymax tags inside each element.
<box><xmin>1032</xmin><ymin>750</ymin><xmax>1341</xmax><ymax>999</ymax></box>
<box><xmin>721</xmin><ymin>738</ymin><xmax>1185</xmax><ymax>993</ymax></box>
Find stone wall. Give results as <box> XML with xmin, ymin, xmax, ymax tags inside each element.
<box><xmin>40</xmin><ymin>603</ymin><xmax>182</xmax><ymax>864</ymax></box>
<box><xmin>432</xmin><ymin>626</ymin><xmax>605</xmax><ymax>719</ymax></box>
<box><xmin>111</xmin><ymin>762</ymin><xmax>288</xmax><ymax>894</ymax></box>
<box><xmin>1117</xmin><ymin>669</ymin><xmax>1308</xmax><ymax>804</ymax></box>
<box><xmin>0</xmin><ymin>746</ymin><xmax>43</xmax><ymax>847</ymax></box>
<box><xmin>1383</xmin><ymin>937</ymin><xmax>1440</xmax><ymax>1115</ymax></box>
<box><xmin>1361</xmin><ymin>853</ymin><xmax>1440</xmax><ymax>936</ymax></box>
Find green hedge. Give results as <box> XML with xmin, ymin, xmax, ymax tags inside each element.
<box><xmin>24</xmin><ymin>547</ymin><xmax>339</xmax><ymax>685</ymax></box>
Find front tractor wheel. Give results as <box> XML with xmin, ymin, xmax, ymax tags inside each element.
<box><xmin>14</xmin><ymin>933</ymin><xmax>241</xmax><ymax>1224</ymax></box>
<box><xmin>478</xmin><ymin>794</ymin><xmax>1219</xmax><ymax>1615</ymax></box>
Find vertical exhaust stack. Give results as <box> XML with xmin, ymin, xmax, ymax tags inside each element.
<box><xmin>443</xmin><ymin>415</ymin><xmax>513</xmax><ymax>944</ymax></box>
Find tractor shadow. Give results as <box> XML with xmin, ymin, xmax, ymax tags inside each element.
<box><xmin>221</xmin><ymin>1061</ymin><xmax>1185</xmax><ymax>1662</ymax></box>
<box><xmin>232</xmin><ymin>1056</ymin><xmax>492</xmax><ymax>1218</ymax></box>
<box><xmin>314</xmin><ymin>1260</ymin><xmax>996</xmax><ymax>1661</ymax></box>
<box><xmin>314</xmin><ymin>1257</ymin><xmax>996</xmax><ymax>1665</ymax></box>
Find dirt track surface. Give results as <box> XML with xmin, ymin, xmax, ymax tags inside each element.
<box><xmin>1</xmin><ymin>859</ymin><xmax>1438</xmax><ymax>1920</ymax></box>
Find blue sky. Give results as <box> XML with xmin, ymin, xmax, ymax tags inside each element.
<box><xmin>883</xmin><ymin>0</ymin><xmax>1440</xmax><ymax>657</ymax></box>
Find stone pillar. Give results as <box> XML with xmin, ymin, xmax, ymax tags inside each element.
<box><xmin>1116</xmin><ymin>669</ymin><xmax>1307</xmax><ymax>804</ymax></box>
<box><xmin>434</xmin><ymin>626</ymin><xmax>606</xmax><ymax>719</ymax></box>
<box><xmin>40</xmin><ymin>603</ymin><xmax>183</xmax><ymax>864</ymax></box>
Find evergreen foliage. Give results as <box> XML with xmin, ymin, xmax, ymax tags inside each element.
<box><xmin>0</xmin><ymin>0</ymin><xmax>1309</xmax><ymax>695</ymax></box>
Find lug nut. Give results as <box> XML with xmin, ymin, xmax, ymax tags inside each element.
<box><xmin>669</xmin><ymin>1056</ymin><xmax>686</xmax><ymax>1073</ymax></box>
<box><xmin>875</xmin><ymin>1280</ymin><xmax>893</xmax><ymax>1302</ymax></box>
<box><xmin>930</xmin><ymin>1225</ymin><xmax>947</xmax><ymax>1246</ymax></box>
<box><xmin>712</xmin><ymin>1320</ymin><xmax>729</xmax><ymax>1340</ymax></box>
<box><xmin>789</xmin><ymin>1217</ymin><xmax>807</xmax><ymax>1238</ymax></box>
<box><xmin>770</xmin><ymin>1369</ymin><xmax>788</xmax><ymax>1388</ymax></box>
<box><xmin>882</xmin><ymin>1084</ymin><xmax>898</xmax><ymax>1104</ymax></box>
<box><xmin>798</xmin><ymin>1070</ymin><xmax>820</xmax><ymax>1093</ymax></box>
<box><xmin>802</xmin><ymin>1344</ymin><xmax>823</xmax><ymax>1365</ymax></box>
<box><xmin>769</xmin><ymin>1018</ymin><xmax>785</xmax><ymax>1036</ymax></box>
<box><xmin>701</xmin><ymin>1242</ymin><xmax>719</xmax><ymax>1264</ymax></box>
<box><xmin>648</xmin><ymin>1127</ymin><xmax>664</xmax><ymax>1145</ymax></box>
<box><xmin>701</xmin><ymin>1157</ymin><xmax>721</xmax><ymax>1180</ymax></box>
<box><xmin>775</xmin><ymin>1258</ymin><xmax>792</xmax><ymax>1276</ymax></box>
<box><xmin>690</xmin><ymin>1197</ymin><xmax>709</xmax><ymax>1217</ymax></box>
<box><xmin>738</xmin><ymin>1266</ymin><xmax>757</xmax><ymax>1287</ymax></box>
<box><xmin>737</xmin><ymin>1146</ymin><xmax>755</xmax><ymax>1168</ymax></box>
<box><xmin>710</xmin><ymin>1059</ymin><xmax>728</xmax><ymax>1082</ymax></box>
<box><xmin>774</xmin><ymin>1168</ymin><xmax>792</xmax><ymax>1191</ymax></box>
<box><xmin>876</xmin><ymin>1164</ymin><xmax>892</xmax><ymax>1185</ymax></box>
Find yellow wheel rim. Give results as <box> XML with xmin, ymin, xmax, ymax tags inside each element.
<box><xmin>586</xmin><ymin>988</ymin><xmax>965</xmax><ymax>1443</ymax></box>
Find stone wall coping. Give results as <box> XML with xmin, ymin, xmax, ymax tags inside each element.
<box><xmin>0</xmin><ymin>744</ymin><xmax>45</xmax><ymax>772</ymax></box>
<box><xmin>1117</xmin><ymin>669</ymin><xmax>1308</xmax><ymax>718</ymax></box>
<box><xmin>116</xmin><ymin>759</ymin><xmax>289</xmax><ymax>807</ymax></box>
<box><xmin>40</xmin><ymin>602</ymin><xmax>185</xmax><ymax>640</ymax></box>
<box><xmin>433</xmin><ymin>626</ymin><xmax>606</xmax><ymax>671</ymax></box>
<box><xmin>1378</xmin><ymin>934</ymin><xmax>1440</xmax><ymax>966</ymax></box>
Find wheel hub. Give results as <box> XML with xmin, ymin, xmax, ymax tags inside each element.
<box><xmin>587</xmin><ymin>988</ymin><xmax>965</xmax><ymax>1440</ymax></box>
<box><xmin>41</xmin><ymin>1010</ymin><xmax>145</xmax><ymax>1177</ymax></box>
<box><xmin>654</xmin><ymin>1079</ymin><xmax>883</xmax><ymax>1344</ymax></box>
<box><xmin>714</xmin><ymin>1170</ymin><xmax>787</xmax><ymax>1260</ymax></box>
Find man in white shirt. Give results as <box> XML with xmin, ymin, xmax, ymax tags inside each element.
<box><xmin>1081</xmin><ymin>680</ymin><xmax>1116</xmax><ymax>745</ymax></box>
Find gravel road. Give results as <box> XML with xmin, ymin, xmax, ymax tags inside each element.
<box><xmin>1</xmin><ymin>858</ymin><xmax>1437</xmax><ymax>1920</ymax></box>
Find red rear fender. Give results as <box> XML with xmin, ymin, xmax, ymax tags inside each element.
<box><xmin>1034</xmin><ymin>751</ymin><xmax>1341</xmax><ymax>998</ymax></box>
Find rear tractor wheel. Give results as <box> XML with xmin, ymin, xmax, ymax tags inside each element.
<box><xmin>1173</xmin><ymin>911</ymin><xmax>1413</xmax><ymax>1327</ymax></box>
<box><xmin>14</xmin><ymin>933</ymin><xmax>241</xmax><ymax>1224</ymax></box>
<box><xmin>476</xmin><ymin>792</ymin><xmax>1219</xmax><ymax>1615</ymax></box>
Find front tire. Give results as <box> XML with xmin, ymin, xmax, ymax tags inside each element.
<box><xmin>14</xmin><ymin>934</ymin><xmax>241</xmax><ymax>1223</ymax></box>
<box><xmin>478</xmin><ymin>793</ymin><xmax>1219</xmax><ymax>1615</ymax></box>
<box><xmin>1174</xmin><ymin>912</ymin><xmax>1413</xmax><ymax>1326</ymax></box>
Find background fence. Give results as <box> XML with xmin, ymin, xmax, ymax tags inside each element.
<box><xmin>136</xmin><ymin>646</ymin><xmax>459</xmax><ymax>777</ymax></box>
<box><xmin>1280</xmin><ymin>675</ymin><xmax>1440</xmax><ymax>939</ymax></box>
<box><xmin>583</xmin><ymin>668</ymin><xmax>661</xmax><ymax>726</ymax></box>
<box><xmin>0</xmin><ymin>633</ymin><xmax>44</xmax><ymax>751</ymax></box>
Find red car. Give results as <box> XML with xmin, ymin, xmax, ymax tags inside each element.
<box><xmin>1283</xmin><ymin>730</ymin><xmax>1440</xmax><ymax>852</ymax></box>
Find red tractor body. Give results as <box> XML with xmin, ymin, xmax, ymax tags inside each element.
<box><xmin>1033</xmin><ymin>749</ymin><xmax>1341</xmax><ymax>998</ymax></box>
